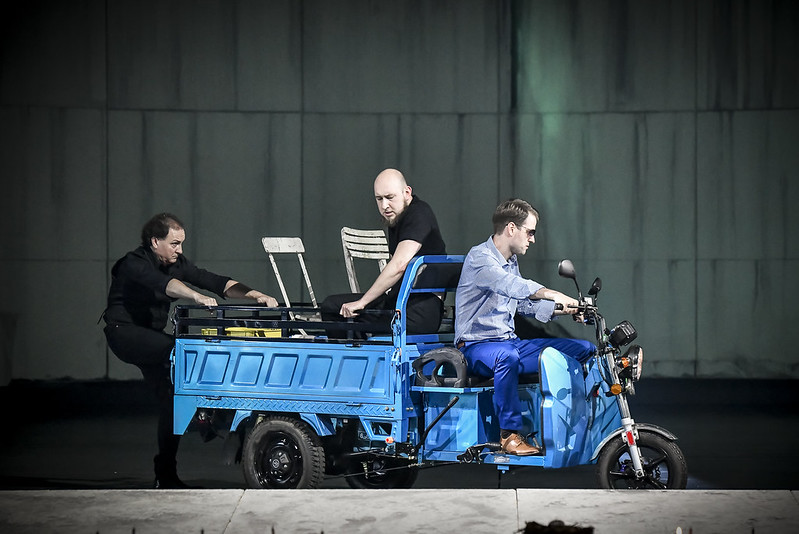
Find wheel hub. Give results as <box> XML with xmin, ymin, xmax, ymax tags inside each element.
<box><xmin>258</xmin><ymin>435</ymin><xmax>302</xmax><ymax>487</ymax></box>
<box><xmin>269</xmin><ymin>447</ymin><xmax>294</xmax><ymax>476</ymax></box>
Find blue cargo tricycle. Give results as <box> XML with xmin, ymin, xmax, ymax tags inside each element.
<box><xmin>171</xmin><ymin>255</ymin><xmax>687</xmax><ymax>489</ymax></box>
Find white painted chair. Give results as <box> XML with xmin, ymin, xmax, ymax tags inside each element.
<box><xmin>340</xmin><ymin>227</ymin><xmax>390</xmax><ymax>293</ymax></box>
<box><xmin>261</xmin><ymin>237</ymin><xmax>320</xmax><ymax>334</ymax></box>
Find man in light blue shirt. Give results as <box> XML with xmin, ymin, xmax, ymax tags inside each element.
<box><xmin>455</xmin><ymin>199</ymin><xmax>596</xmax><ymax>456</ymax></box>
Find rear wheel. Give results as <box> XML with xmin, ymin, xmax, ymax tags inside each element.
<box><xmin>242</xmin><ymin>416</ymin><xmax>325</xmax><ymax>489</ymax></box>
<box><xmin>597</xmin><ymin>431</ymin><xmax>687</xmax><ymax>489</ymax></box>
<box><xmin>344</xmin><ymin>455</ymin><xmax>419</xmax><ymax>489</ymax></box>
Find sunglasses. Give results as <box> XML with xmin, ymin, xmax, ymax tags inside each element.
<box><xmin>516</xmin><ymin>224</ymin><xmax>536</xmax><ymax>238</ymax></box>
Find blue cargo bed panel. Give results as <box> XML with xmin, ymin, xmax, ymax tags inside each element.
<box><xmin>174</xmin><ymin>339</ymin><xmax>394</xmax><ymax>403</ymax></box>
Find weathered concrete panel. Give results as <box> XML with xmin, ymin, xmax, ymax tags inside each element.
<box><xmin>515</xmin><ymin>0</ymin><xmax>697</xmax><ymax>112</ymax></box>
<box><xmin>107</xmin><ymin>111</ymin><xmax>302</xmax><ymax>262</ymax></box>
<box><xmin>513</xmin><ymin>112</ymin><xmax>696</xmax><ymax>262</ymax></box>
<box><xmin>303</xmin><ymin>0</ymin><xmax>502</xmax><ymax>113</ymax></box>
<box><xmin>697</xmin><ymin>111</ymin><xmax>799</xmax><ymax>261</ymax></box>
<box><xmin>107</xmin><ymin>0</ymin><xmax>301</xmax><ymax>111</ymax></box>
<box><xmin>1</xmin><ymin>260</ymin><xmax>107</xmax><ymax>380</ymax></box>
<box><xmin>698</xmin><ymin>0</ymin><xmax>799</xmax><ymax>110</ymax></box>
<box><xmin>0</xmin><ymin>0</ymin><xmax>106</xmax><ymax>107</ymax></box>
<box><xmin>0</xmin><ymin>108</ymin><xmax>106</xmax><ymax>261</ymax></box>
<box><xmin>697</xmin><ymin>260</ymin><xmax>799</xmax><ymax>377</ymax></box>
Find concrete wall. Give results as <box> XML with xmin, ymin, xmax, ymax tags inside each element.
<box><xmin>1</xmin><ymin>0</ymin><xmax>796</xmax><ymax>382</ymax></box>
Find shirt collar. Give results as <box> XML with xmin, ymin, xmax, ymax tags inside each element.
<box><xmin>484</xmin><ymin>235</ymin><xmax>517</xmax><ymax>268</ymax></box>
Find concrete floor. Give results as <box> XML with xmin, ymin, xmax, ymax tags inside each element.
<box><xmin>1</xmin><ymin>378</ymin><xmax>798</xmax><ymax>532</ymax></box>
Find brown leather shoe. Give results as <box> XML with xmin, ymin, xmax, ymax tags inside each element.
<box><xmin>500</xmin><ymin>432</ymin><xmax>540</xmax><ymax>456</ymax></box>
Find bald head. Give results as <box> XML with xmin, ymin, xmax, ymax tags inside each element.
<box><xmin>374</xmin><ymin>168</ymin><xmax>412</xmax><ymax>226</ymax></box>
<box><xmin>374</xmin><ymin>168</ymin><xmax>407</xmax><ymax>189</ymax></box>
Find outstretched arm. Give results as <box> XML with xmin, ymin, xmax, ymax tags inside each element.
<box><xmin>339</xmin><ymin>239</ymin><xmax>422</xmax><ymax>317</ymax></box>
<box><xmin>530</xmin><ymin>287</ymin><xmax>579</xmax><ymax>316</ymax></box>
<box><xmin>164</xmin><ymin>279</ymin><xmax>278</xmax><ymax>307</ymax></box>
<box><xmin>224</xmin><ymin>280</ymin><xmax>279</xmax><ymax>307</ymax></box>
<box><xmin>166</xmin><ymin>278</ymin><xmax>220</xmax><ymax>307</ymax></box>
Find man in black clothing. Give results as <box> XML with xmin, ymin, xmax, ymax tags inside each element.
<box><xmin>321</xmin><ymin>168</ymin><xmax>447</xmax><ymax>334</ymax></box>
<box><xmin>103</xmin><ymin>213</ymin><xmax>278</xmax><ymax>488</ymax></box>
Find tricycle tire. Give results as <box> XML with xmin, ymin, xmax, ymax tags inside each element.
<box><xmin>242</xmin><ymin>416</ymin><xmax>325</xmax><ymax>489</ymax></box>
<box><xmin>596</xmin><ymin>430</ymin><xmax>687</xmax><ymax>489</ymax></box>
<box><xmin>344</xmin><ymin>456</ymin><xmax>419</xmax><ymax>489</ymax></box>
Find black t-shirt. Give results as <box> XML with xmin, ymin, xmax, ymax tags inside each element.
<box><xmin>386</xmin><ymin>195</ymin><xmax>446</xmax><ymax>297</ymax></box>
<box><xmin>387</xmin><ymin>195</ymin><xmax>446</xmax><ymax>255</ymax></box>
<box><xmin>104</xmin><ymin>245</ymin><xmax>230</xmax><ymax>331</ymax></box>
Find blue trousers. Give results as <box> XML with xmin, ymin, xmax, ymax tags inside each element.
<box><xmin>461</xmin><ymin>338</ymin><xmax>596</xmax><ymax>431</ymax></box>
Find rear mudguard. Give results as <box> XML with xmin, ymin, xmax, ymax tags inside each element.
<box><xmin>590</xmin><ymin>423</ymin><xmax>679</xmax><ymax>461</ymax></box>
<box><xmin>229</xmin><ymin>410</ymin><xmax>336</xmax><ymax>437</ymax></box>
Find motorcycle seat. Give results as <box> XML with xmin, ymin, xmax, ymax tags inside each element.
<box><xmin>413</xmin><ymin>347</ymin><xmax>539</xmax><ymax>388</ymax></box>
<box><xmin>463</xmin><ymin>373</ymin><xmax>539</xmax><ymax>388</ymax></box>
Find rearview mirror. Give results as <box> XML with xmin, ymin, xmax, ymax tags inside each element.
<box><xmin>558</xmin><ymin>259</ymin><xmax>576</xmax><ymax>280</ymax></box>
<box><xmin>588</xmin><ymin>277</ymin><xmax>602</xmax><ymax>296</ymax></box>
<box><xmin>557</xmin><ymin>259</ymin><xmax>581</xmax><ymax>299</ymax></box>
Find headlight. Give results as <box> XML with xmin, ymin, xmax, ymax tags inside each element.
<box><xmin>618</xmin><ymin>344</ymin><xmax>644</xmax><ymax>381</ymax></box>
<box><xmin>609</xmin><ymin>320</ymin><xmax>637</xmax><ymax>348</ymax></box>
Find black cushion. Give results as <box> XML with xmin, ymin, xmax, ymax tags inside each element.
<box><xmin>413</xmin><ymin>347</ymin><xmax>539</xmax><ymax>388</ymax></box>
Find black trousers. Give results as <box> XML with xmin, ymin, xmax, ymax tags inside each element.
<box><xmin>320</xmin><ymin>292</ymin><xmax>444</xmax><ymax>337</ymax></box>
<box><xmin>104</xmin><ymin>323</ymin><xmax>180</xmax><ymax>477</ymax></box>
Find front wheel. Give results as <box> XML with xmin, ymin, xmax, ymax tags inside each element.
<box><xmin>596</xmin><ymin>430</ymin><xmax>687</xmax><ymax>489</ymax></box>
<box><xmin>242</xmin><ymin>416</ymin><xmax>325</xmax><ymax>489</ymax></box>
<box><xmin>344</xmin><ymin>456</ymin><xmax>419</xmax><ymax>489</ymax></box>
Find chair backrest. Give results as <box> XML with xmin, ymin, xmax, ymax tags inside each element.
<box><xmin>261</xmin><ymin>237</ymin><xmax>318</xmax><ymax>308</ymax></box>
<box><xmin>340</xmin><ymin>227</ymin><xmax>390</xmax><ymax>293</ymax></box>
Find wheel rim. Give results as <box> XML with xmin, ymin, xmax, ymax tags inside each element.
<box><xmin>256</xmin><ymin>432</ymin><xmax>303</xmax><ymax>488</ymax></box>
<box><xmin>607</xmin><ymin>446</ymin><xmax>673</xmax><ymax>489</ymax></box>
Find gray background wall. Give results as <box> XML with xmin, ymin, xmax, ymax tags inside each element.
<box><xmin>1</xmin><ymin>0</ymin><xmax>797</xmax><ymax>383</ymax></box>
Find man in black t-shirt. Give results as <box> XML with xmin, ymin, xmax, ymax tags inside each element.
<box><xmin>103</xmin><ymin>213</ymin><xmax>277</xmax><ymax>488</ymax></box>
<box><xmin>321</xmin><ymin>168</ymin><xmax>447</xmax><ymax>335</ymax></box>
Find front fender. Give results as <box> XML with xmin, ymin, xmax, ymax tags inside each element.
<box><xmin>591</xmin><ymin>423</ymin><xmax>679</xmax><ymax>461</ymax></box>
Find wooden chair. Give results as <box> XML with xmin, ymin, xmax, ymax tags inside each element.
<box><xmin>261</xmin><ymin>237</ymin><xmax>320</xmax><ymax>334</ymax></box>
<box><xmin>340</xmin><ymin>227</ymin><xmax>390</xmax><ymax>293</ymax></box>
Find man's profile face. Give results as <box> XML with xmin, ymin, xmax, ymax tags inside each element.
<box><xmin>374</xmin><ymin>180</ymin><xmax>412</xmax><ymax>227</ymax></box>
<box><xmin>151</xmin><ymin>227</ymin><xmax>185</xmax><ymax>264</ymax></box>
<box><xmin>509</xmin><ymin>213</ymin><xmax>537</xmax><ymax>256</ymax></box>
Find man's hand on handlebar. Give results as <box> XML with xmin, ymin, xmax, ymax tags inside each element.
<box><xmin>552</xmin><ymin>293</ymin><xmax>580</xmax><ymax>316</ymax></box>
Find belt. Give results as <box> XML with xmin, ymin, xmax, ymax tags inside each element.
<box><xmin>456</xmin><ymin>338</ymin><xmax>510</xmax><ymax>349</ymax></box>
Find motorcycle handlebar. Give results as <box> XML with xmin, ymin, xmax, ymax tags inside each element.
<box><xmin>567</xmin><ymin>302</ymin><xmax>600</xmax><ymax>328</ymax></box>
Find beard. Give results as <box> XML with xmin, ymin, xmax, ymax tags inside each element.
<box><xmin>382</xmin><ymin>198</ymin><xmax>412</xmax><ymax>228</ymax></box>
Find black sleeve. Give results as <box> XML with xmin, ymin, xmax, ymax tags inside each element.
<box><xmin>115</xmin><ymin>251</ymin><xmax>173</xmax><ymax>297</ymax></box>
<box><xmin>396</xmin><ymin>202</ymin><xmax>433</xmax><ymax>245</ymax></box>
<box><xmin>177</xmin><ymin>258</ymin><xmax>231</xmax><ymax>298</ymax></box>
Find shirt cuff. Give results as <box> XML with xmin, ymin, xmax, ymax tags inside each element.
<box><xmin>534</xmin><ymin>299</ymin><xmax>557</xmax><ymax>323</ymax></box>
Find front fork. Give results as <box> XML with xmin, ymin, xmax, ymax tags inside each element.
<box><xmin>603</xmin><ymin>352</ymin><xmax>646</xmax><ymax>479</ymax></box>
<box><xmin>620</xmin><ymin>416</ymin><xmax>646</xmax><ymax>478</ymax></box>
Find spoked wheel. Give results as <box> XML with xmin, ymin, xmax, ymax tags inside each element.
<box><xmin>242</xmin><ymin>416</ymin><xmax>325</xmax><ymax>489</ymax></box>
<box><xmin>344</xmin><ymin>455</ymin><xmax>419</xmax><ymax>489</ymax></box>
<box><xmin>597</xmin><ymin>431</ymin><xmax>687</xmax><ymax>489</ymax></box>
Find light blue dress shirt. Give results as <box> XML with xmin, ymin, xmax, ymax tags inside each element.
<box><xmin>455</xmin><ymin>236</ymin><xmax>556</xmax><ymax>344</ymax></box>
